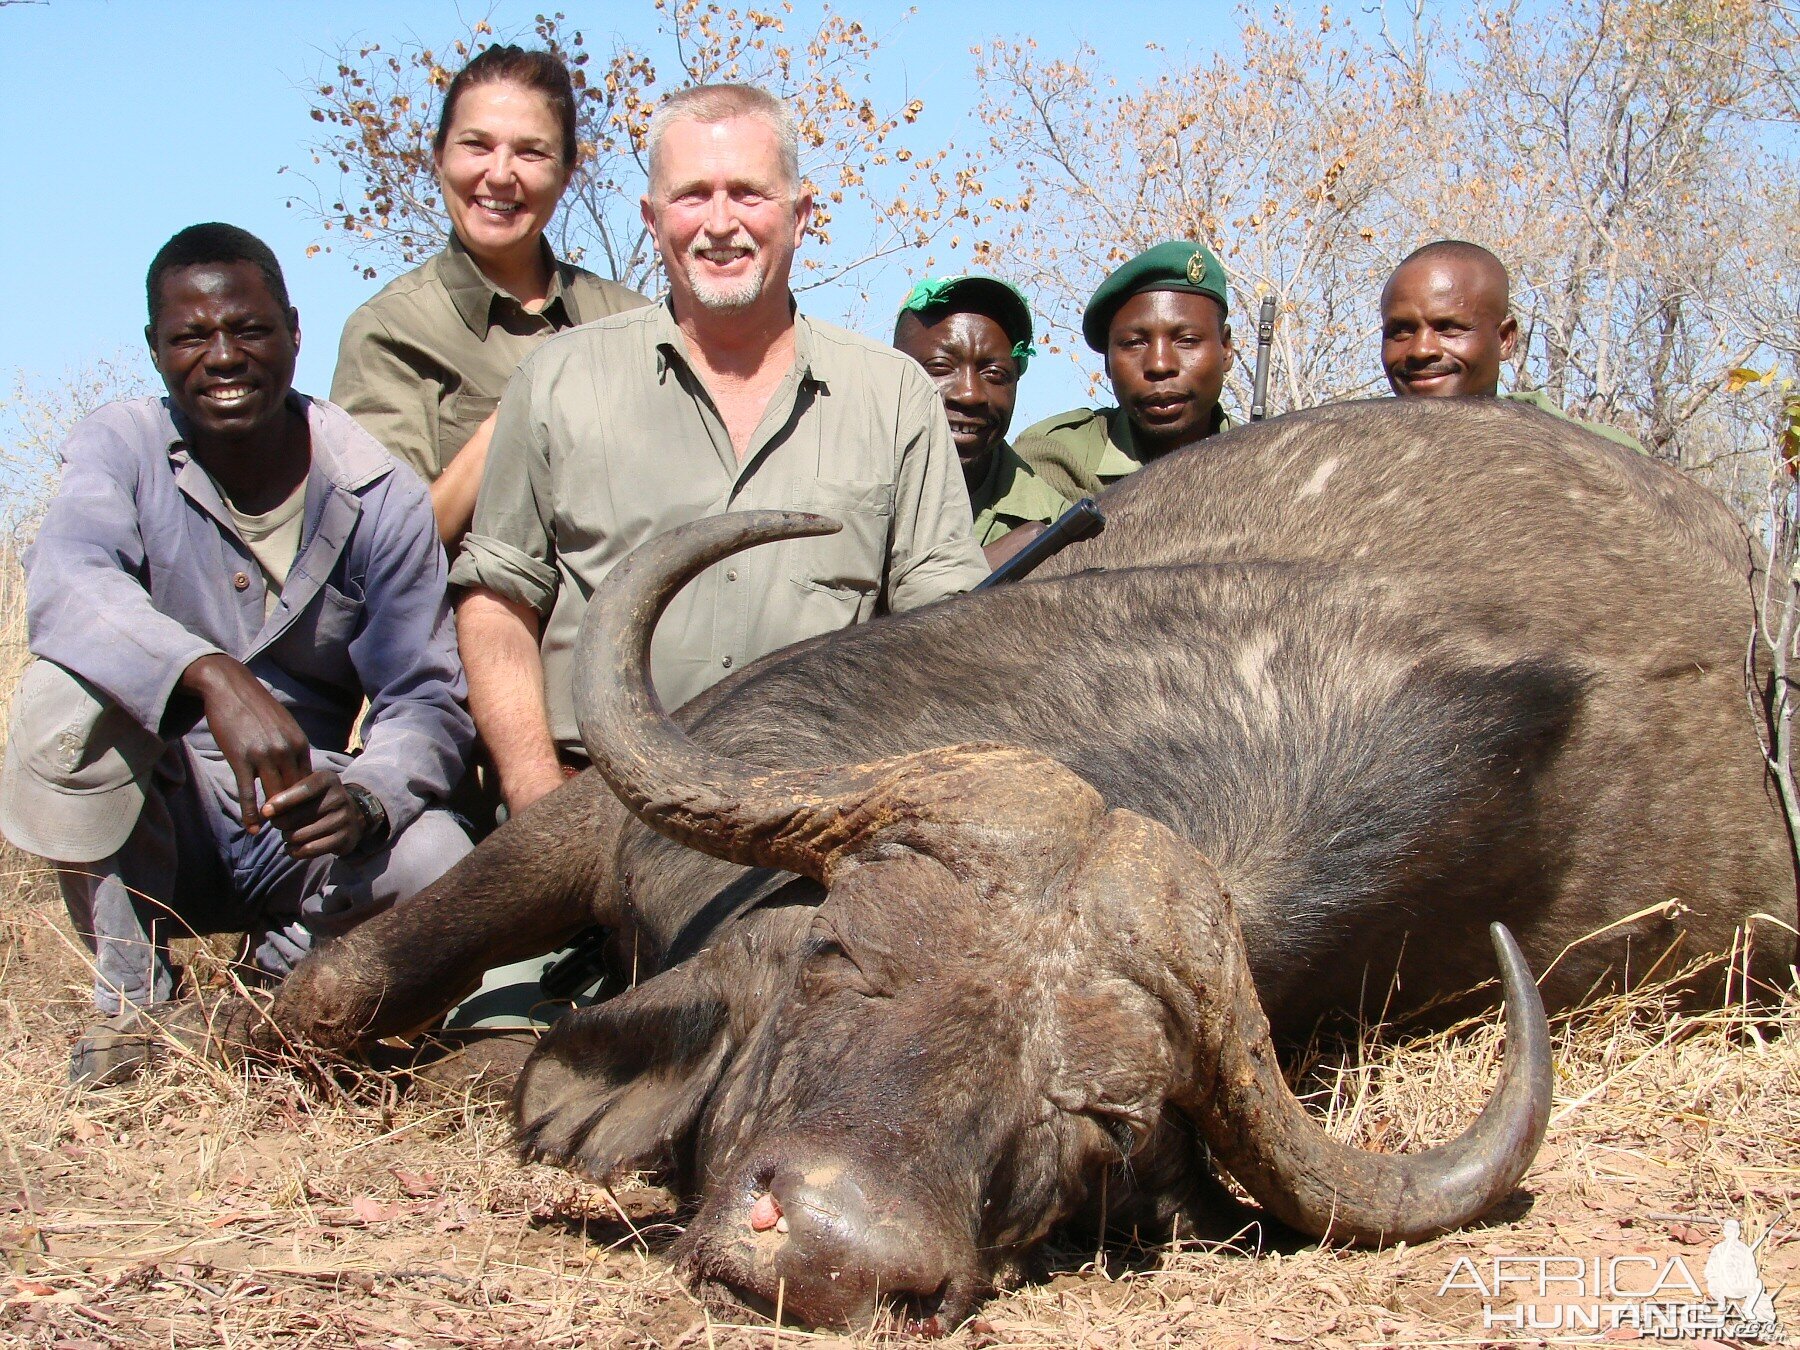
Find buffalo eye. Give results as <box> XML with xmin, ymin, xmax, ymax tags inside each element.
<box><xmin>1090</xmin><ymin>1110</ymin><xmax>1146</xmax><ymax>1158</ymax></box>
<box><xmin>800</xmin><ymin>938</ymin><xmax>878</xmax><ymax>998</ymax></box>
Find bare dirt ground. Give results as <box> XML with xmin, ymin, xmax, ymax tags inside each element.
<box><xmin>1</xmin><ymin>849</ymin><xmax>1796</xmax><ymax>1348</ymax></box>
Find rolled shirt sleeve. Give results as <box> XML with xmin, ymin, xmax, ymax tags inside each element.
<box><xmin>447</xmin><ymin>359</ymin><xmax>561</xmax><ymax>614</ymax></box>
<box><xmin>885</xmin><ymin>365</ymin><xmax>991</xmax><ymax>611</ymax></box>
<box><xmin>437</xmin><ymin>305</ymin><xmax>992</xmax><ymax>741</ymax></box>
<box><xmin>27</xmin><ymin>411</ymin><xmax>223</xmax><ymax>734</ymax></box>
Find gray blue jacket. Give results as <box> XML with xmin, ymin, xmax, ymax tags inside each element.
<box><xmin>26</xmin><ymin>393</ymin><xmax>473</xmax><ymax>836</ymax></box>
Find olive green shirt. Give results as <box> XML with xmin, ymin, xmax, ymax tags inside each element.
<box><xmin>1013</xmin><ymin>403</ymin><xmax>1233</xmax><ymax>501</ymax></box>
<box><xmin>1503</xmin><ymin>389</ymin><xmax>1648</xmax><ymax>455</ymax></box>
<box><xmin>966</xmin><ymin>442</ymin><xmax>1074</xmax><ymax>545</ymax></box>
<box><xmin>330</xmin><ymin>236</ymin><xmax>649</xmax><ymax>483</ymax></box>
<box><xmin>448</xmin><ymin>302</ymin><xmax>991</xmax><ymax>744</ymax></box>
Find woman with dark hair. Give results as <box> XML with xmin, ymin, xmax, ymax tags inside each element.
<box><xmin>332</xmin><ymin>48</ymin><xmax>645</xmax><ymax>1029</ymax></box>
<box><xmin>332</xmin><ymin>45</ymin><xmax>647</xmax><ymax>546</ymax></box>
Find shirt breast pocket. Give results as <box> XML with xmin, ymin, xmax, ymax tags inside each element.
<box><xmin>268</xmin><ymin>582</ymin><xmax>364</xmax><ymax>687</ymax></box>
<box><xmin>437</xmin><ymin>392</ymin><xmax>501</xmax><ymax>473</ymax></box>
<box><xmin>787</xmin><ymin>478</ymin><xmax>895</xmax><ymax>623</ymax></box>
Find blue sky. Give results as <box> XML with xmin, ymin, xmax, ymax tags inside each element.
<box><xmin>0</xmin><ymin>1</ymin><xmax>1242</xmax><ymax>420</ymax></box>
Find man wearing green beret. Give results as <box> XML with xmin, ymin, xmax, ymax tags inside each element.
<box><xmin>1014</xmin><ymin>241</ymin><xmax>1236</xmax><ymax>501</ymax></box>
<box><xmin>894</xmin><ymin>275</ymin><xmax>1072</xmax><ymax>564</ymax></box>
<box><xmin>1380</xmin><ymin>240</ymin><xmax>1645</xmax><ymax>453</ymax></box>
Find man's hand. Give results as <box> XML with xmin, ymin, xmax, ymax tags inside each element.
<box><xmin>180</xmin><ymin>653</ymin><xmax>313</xmax><ymax>832</ymax></box>
<box><xmin>262</xmin><ymin>770</ymin><xmax>369</xmax><ymax>859</ymax></box>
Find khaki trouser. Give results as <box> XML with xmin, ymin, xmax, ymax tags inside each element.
<box><xmin>56</xmin><ymin>737</ymin><xmax>471</xmax><ymax>1014</ymax></box>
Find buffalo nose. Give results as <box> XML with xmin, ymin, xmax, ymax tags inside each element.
<box><xmin>735</xmin><ymin>1156</ymin><xmax>964</xmax><ymax>1329</ymax></box>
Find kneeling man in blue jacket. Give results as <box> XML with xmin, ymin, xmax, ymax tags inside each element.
<box><xmin>1</xmin><ymin>224</ymin><xmax>476</xmax><ymax>1084</ymax></box>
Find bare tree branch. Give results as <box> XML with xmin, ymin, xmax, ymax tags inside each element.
<box><xmin>288</xmin><ymin>5</ymin><xmax>977</xmax><ymax>298</ymax></box>
<box><xmin>971</xmin><ymin>0</ymin><xmax>1798</xmax><ymax>510</ymax></box>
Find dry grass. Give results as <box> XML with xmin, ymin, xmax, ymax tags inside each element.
<box><xmin>2</xmin><ymin>862</ymin><xmax>1796</xmax><ymax>1349</ymax></box>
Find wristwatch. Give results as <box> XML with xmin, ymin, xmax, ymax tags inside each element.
<box><xmin>342</xmin><ymin>783</ymin><xmax>390</xmax><ymax>849</ymax></box>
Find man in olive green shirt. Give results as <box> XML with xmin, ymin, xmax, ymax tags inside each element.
<box><xmin>450</xmin><ymin>83</ymin><xmax>987</xmax><ymax>817</ymax></box>
<box><xmin>891</xmin><ymin>275</ymin><xmax>1070</xmax><ymax>563</ymax></box>
<box><xmin>1015</xmin><ymin>241</ymin><xmax>1237</xmax><ymax>501</ymax></box>
<box><xmin>452</xmin><ymin>301</ymin><xmax>986</xmax><ymax>757</ymax></box>
<box><xmin>331</xmin><ymin>236</ymin><xmax>647</xmax><ymax>544</ymax></box>
<box><xmin>1379</xmin><ymin>240</ymin><xmax>1646</xmax><ymax>453</ymax></box>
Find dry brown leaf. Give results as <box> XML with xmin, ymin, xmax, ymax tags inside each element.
<box><xmin>390</xmin><ymin>1167</ymin><xmax>439</xmax><ymax>1198</ymax></box>
<box><xmin>349</xmin><ymin>1196</ymin><xmax>399</xmax><ymax>1224</ymax></box>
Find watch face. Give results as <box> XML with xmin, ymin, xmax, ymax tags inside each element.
<box><xmin>346</xmin><ymin>785</ymin><xmax>388</xmax><ymax>838</ymax></box>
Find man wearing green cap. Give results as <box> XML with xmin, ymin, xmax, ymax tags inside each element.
<box><xmin>893</xmin><ymin>275</ymin><xmax>1072</xmax><ymax>563</ymax></box>
<box><xmin>1014</xmin><ymin>241</ymin><xmax>1236</xmax><ymax>501</ymax></box>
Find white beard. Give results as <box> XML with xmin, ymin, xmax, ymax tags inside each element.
<box><xmin>688</xmin><ymin>264</ymin><xmax>766</xmax><ymax>312</ymax></box>
<box><xmin>682</xmin><ymin>234</ymin><xmax>768</xmax><ymax>312</ymax></box>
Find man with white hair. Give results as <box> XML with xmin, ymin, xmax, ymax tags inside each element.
<box><xmin>452</xmin><ymin>80</ymin><xmax>985</xmax><ymax>809</ymax></box>
<box><xmin>446</xmin><ymin>83</ymin><xmax>987</xmax><ymax>1020</ymax></box>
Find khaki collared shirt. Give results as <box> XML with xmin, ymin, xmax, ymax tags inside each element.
<box><xmin>448</xmin><ymin>302</ymin><xmax>990</xmax><ymax>744</ymax></box>
<box><xmin>1013</xmin><ymin>403</ymin><xmax>1233</xmax><ymax>501</ymax></box>
<box><xmin>1502</xmin><ymin>389</ymin><xmax>1648</xmax><ymax>455</ymax></box>
<box><xmin>330</xmin><ymin>237</ymin><xmax>648</xmax><ymax>483</ymax></box>
<box><xmin>967</xmin><ymin>442</ymin><xmax>1073</xmax><ymax>545</ymax></box>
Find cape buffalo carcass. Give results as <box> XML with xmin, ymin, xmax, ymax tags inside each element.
<box><xmin>270</xmin><ymin>398</ymin><xmax>1795</xmax><ymax>1332</ymax></box>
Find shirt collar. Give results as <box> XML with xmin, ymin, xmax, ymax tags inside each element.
<box><xmin>652</xmin><ymin>299</ymin><xmax>820</xmax><ymax>390</ymax></box>
<box><xmin>163</xmin><ymin>391</ymin><xmax>392</xmax><ymax>494</ymax></box>
<box><xmin>1099</xmin><ymin>407</ymin><xmax>1147</xmax><ymax>474</ymax></box>
<box><xmin>1103</xmin><ymin>402</ymin><xmax>1229</xmax><ymax>467</ymax></box>
<box><xmin>440</xmin><ymin>233</ymin><xmax>574</xmax><ymax>336</ymax></box>
<box><xmin>968</xmin><ymin>438</ymin><xmax>1010</xmax><ymax>504</ymax></box>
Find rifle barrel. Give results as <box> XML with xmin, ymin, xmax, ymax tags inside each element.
<box><xmin>974</xmin><ymin>498</ymin><xmax>1105</xmax><ymax>590</ymax></box>
<box><xmin>1249</xmin><ymin>295</ymin><xmax>1276</xmax><ymax>422</ymax></box>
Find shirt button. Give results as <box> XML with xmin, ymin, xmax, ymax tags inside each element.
<box><xmin>726</xmin><ymin>569</ymin><xmax>738</xmax><ymax>582</ymax></box>
<box><xmin>721</xmin><ymin>655</ymin><xmax>733</xmax><ymax>669</ymax></box>
<box><xmin>232</xmin><ymin>572</ymin><xmax>251</xmax><ymax>591</ymax></box>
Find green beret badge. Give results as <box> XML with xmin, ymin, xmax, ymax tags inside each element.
<box><xmin>1082</xmin><ymin>240</ymin><xmax>1230</xmax><ymax>352</ymax></box>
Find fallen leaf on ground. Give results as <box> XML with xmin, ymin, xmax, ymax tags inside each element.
<box><xmin>349</xmin><ymin>1196</ymin><xmax>400</xmax><ymax>1224</ymax></box>
<box><xmin>391</xmin><ymin>1168</ymin><xmax>440</xmax><ymax>1198</ymax></box>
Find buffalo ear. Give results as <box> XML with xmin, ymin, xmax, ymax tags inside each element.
<box><xmin>513</xmin><ymin>957</ymin><xmax>741</xmax><ymax>1186</ymax></box>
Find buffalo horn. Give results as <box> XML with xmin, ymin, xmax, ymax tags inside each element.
<box><xmin>573</xmin><ymin>511</ymin><xmax>873</xmax><ymax>880</ymax></box>
<box><xmin>1188</xmin><ymin>921</ymin><xmax>1552</xmax><ymax>1244</ymax></box>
